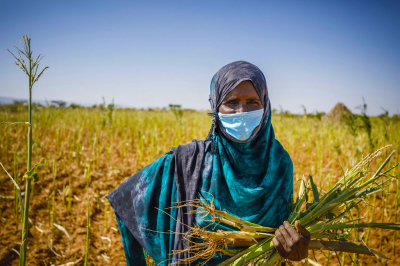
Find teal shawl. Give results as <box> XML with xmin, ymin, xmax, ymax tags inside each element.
<box><xmin>107</xmin><ymin>61</ymin><xmax>293</xmax><ymax>265</ymax></box>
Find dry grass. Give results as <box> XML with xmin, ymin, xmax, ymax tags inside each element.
<box><xmin>0</xmin><ymin>105</ymin><xmax>399</xmax><ymax>265</ymax></box>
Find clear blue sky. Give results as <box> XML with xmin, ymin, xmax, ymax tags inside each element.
<box><xmin>1</xmin><ymin>0</ymin><xmax>399</xmax><ymax>115</ymax></box>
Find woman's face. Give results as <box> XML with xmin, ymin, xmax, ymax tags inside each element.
<box><xmin>218</xmin><ymin>80</ymin><xmax>263</xmax><ymax>114</ymax></box>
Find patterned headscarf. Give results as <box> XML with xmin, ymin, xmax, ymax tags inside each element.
<box><xmin>208</xmin><ymin>61</ymin><xmax>270</xmax><ymax>143</ymax></box>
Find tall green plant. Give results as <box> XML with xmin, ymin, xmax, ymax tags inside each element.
<box><xmin>8</xmin><ymin>35</ymin><xmax>49</xmax><ymax>266</ymax></box>
<box><xmin>357</xmin><ymin>98</ymin><xmax>373</xmax><ymax>149</ymax></box>
<box><xmin>169</xmin><ymin>104</ymin><xmax>183</xmax><ymax>120</ymax></box>
<box><xmin>380</xmin><ymin>108</ymin><xmax>390</xmax><ymax>141</ymax></box>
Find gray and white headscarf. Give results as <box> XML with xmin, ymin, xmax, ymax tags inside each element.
<box><xmin>207</xmin><ymin>61</ymin><xmax>270</xmax><ymax>143</ymax></box>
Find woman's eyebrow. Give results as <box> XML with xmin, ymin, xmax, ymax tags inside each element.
<box><xmin>223</xmin><ymin>95</ymin><xmax>238</xmax><ymax>102</ymax></box>
<box><xmin>247</xmin><ymin>97</ymin><xmax>261</xmax><ymax>101</ymax></box>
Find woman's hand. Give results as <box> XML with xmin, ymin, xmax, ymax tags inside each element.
<box><xmin>272</xmin><ymin>220</ymin><xmax>310</xmax><ymax>261</ymax></box>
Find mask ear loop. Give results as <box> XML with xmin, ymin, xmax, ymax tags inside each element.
<box><xmin>206</xmin><ymin>112</ymin><xmax>218</xmax><ymax>154</ymax></box>
<box><xmin>206</xmin><ymin>112</ymin><xmax>218</xmax><ymax>140</ymax></box>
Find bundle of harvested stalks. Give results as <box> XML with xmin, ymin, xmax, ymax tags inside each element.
<box><xmin>168</xmin><ymin>146</ymin><xmax>400</xmax><ymax>266</ymax></box>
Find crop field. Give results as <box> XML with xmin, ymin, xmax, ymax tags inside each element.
<box><xmin>0</xmin><ymin>104</ymin><xmax>399</xmax><ymax>266</ymax></box>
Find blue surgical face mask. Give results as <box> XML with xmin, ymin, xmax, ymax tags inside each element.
<box><xmin>218</xmin><ymin>109</ymin><xmax>264</xmax><ymax>141</ymax></box>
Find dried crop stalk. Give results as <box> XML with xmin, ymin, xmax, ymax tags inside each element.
<box><xmin>166</xmin><ymin>147</ymin><xmax>400</xmax><ymax>266</ymax></box>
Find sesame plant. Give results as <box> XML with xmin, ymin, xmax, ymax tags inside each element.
<box><xmin>4</xmin><ymin>35</ymin><xmax>49</xmax><ymax>266</ymax></box>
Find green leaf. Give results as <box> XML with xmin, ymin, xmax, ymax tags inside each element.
<box><xmin>309</xmin><ymin>175</ymin><xmax>320</xmax><ymax>203</ymax></box>
<box><xmin>23</xmin><ymin>159</ymin><xmax>43</xmax><ymax>181</ymax></box>
<box><xmin>32</xmin><ymin>172</ymin><xmax>39</xmax><ymax>182</ymax></box>
<box><xmin>305</xmin><ymin>189</ymin><xmax>309</xmax><ymax>203</ymax></box>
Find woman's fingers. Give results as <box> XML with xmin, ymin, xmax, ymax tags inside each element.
<box><xmin>283</xmin><ymin>221</ymin><xmax>300</xmax><ymax>241</ymax></box>
<box><xmin>295</xmin><ymin>220</ymin><xmax>311</xmax><ymax>239</ymax></box>
<box><xmin>273</xmin><ymin>235</ymin><xmax>288</xmax><ymax>258</ymax></box>
<box><xmin>273</xmin><ymin>221</ymin><xmax>310</xmax><ymax>262</ymax></box>
<box><xmin>275</xmin><ymin>229</ymin><xmax>288</xmax><ymax>248</ymax></box>
<box><xmin>278</xmin><ymin>224</ymin><xmax>294</xmax><ymax>247</ymax></box>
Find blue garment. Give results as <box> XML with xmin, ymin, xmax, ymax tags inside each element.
<box><xmin>107</xmin><ymin>153</ymin><xmax>178</xmax><ymax>266</ymax></box>
<box><xmin>106</xmin><ymin>61</ymin><xmax>293</xmax><ymax>266</ymax></box>
<box><xmin>198</xmin><ymin>108</ymin><xmax>293</xmax><ymax>232</ymax></box>
<box><xmin>218</xmin><ymin>109</ymin><xmax>264</xmax><ymax>141</ymax></box>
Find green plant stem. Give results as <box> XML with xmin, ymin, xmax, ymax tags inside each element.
<box><xmin>326</xmin><ymin>250</ymin><xmax>330</xmax><ymax>265</ymax></box>
<box><xmin>310</xmin><ymin>222</ymin><xmax>400</xmax><ymax>234</ymax></box>
<box><xmin>1</xmin><ymin>162</ymin><xmax>24</xmax><ymax>221</ymax></box>
<box><xmin>379</xmin><ymin>204</ymin><xmax>384</xmax><ymax>250</ymax></box>
<box><xmin>341</xmin><ymin>251</ymin><xmax>346</xmax><ymax>266</ymax></box>
<box><xmin>224</xmin><ymin>239</ymin><xmax>388</xmax><ymax>266</ymax></box>
<box><xmin>20</xmin><ymin>120</ymin><xmax>31</xmax><ymax>262</ymax></box>
<box><xmin>213</xmin><ymin>209</ymin><xmax>276</xmax><ymax>232</ymax></box>
<box><xmin>84</xmin><ymin>199</ymin><xmax>90</xmax><ymax>265</ymax></box>
<box><xmin>365</xmin><ymin>194</ymin><xmax>376</xmax><ymax>245</ymax></box>
<box><xmin>19</xmin><ymin>52</ymin><xmax>33</xmax><ymax>266</ymax></box>
<box><xmin>205</xmin><ymin>230</ymin><xmax>273</xmax><ymax>240</ymax></box>
<box><xmin>68</xmin><ymin>173</ymin><xmax>72</xmax><ymax>213</ymax></box>
<box><xmin>300</xmin><ymin>151</ymin><xmax>395</xmax><ymax>226</ymax></box>
<box><xmin>264</xmin><ymin>252</ymin><xmax>280</xmax><ymax>266</ymax></box>
<box><xmin>217</xmin><ymin>238</ymin><xmax>270</xmax><ymax>266</ymax></box>
<box><xmin>308</xmin><ymin>240</ymin><xmax>389</xmax><ymax>259</ymax></box>
<box><xmin>353</xmin><ymin>207</ymin><xmax>360</xmax><ymax>265</ymax></box>
<box><xmin>394</xmin><ymin>177</ymin><xmax>400</xmax><ymax>255</ymax></box>
<box><xmin>230</xmin><ymin>240</ymin><xmax>275</xmax><ymax>266</ymax></box>
<box><xmin>6</xmin><ymin>133</ymin><xmax>9</xmax><ymax>162</ymax></box>
<box><xmin>14</xmin><ymin>149</ymin><xmax>19</xmax><ymax>230</ymax></box>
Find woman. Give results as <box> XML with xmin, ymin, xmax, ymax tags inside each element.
<box><xmin>107</xmin><ymin>61</ymin><xmax>310</xmax><ymax>265</ymax></box>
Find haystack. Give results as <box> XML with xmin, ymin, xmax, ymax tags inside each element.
<box><xmin>322</xmin><ymin>102</ymin><xmax>353</xmax><ymax>124</ymax></box>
